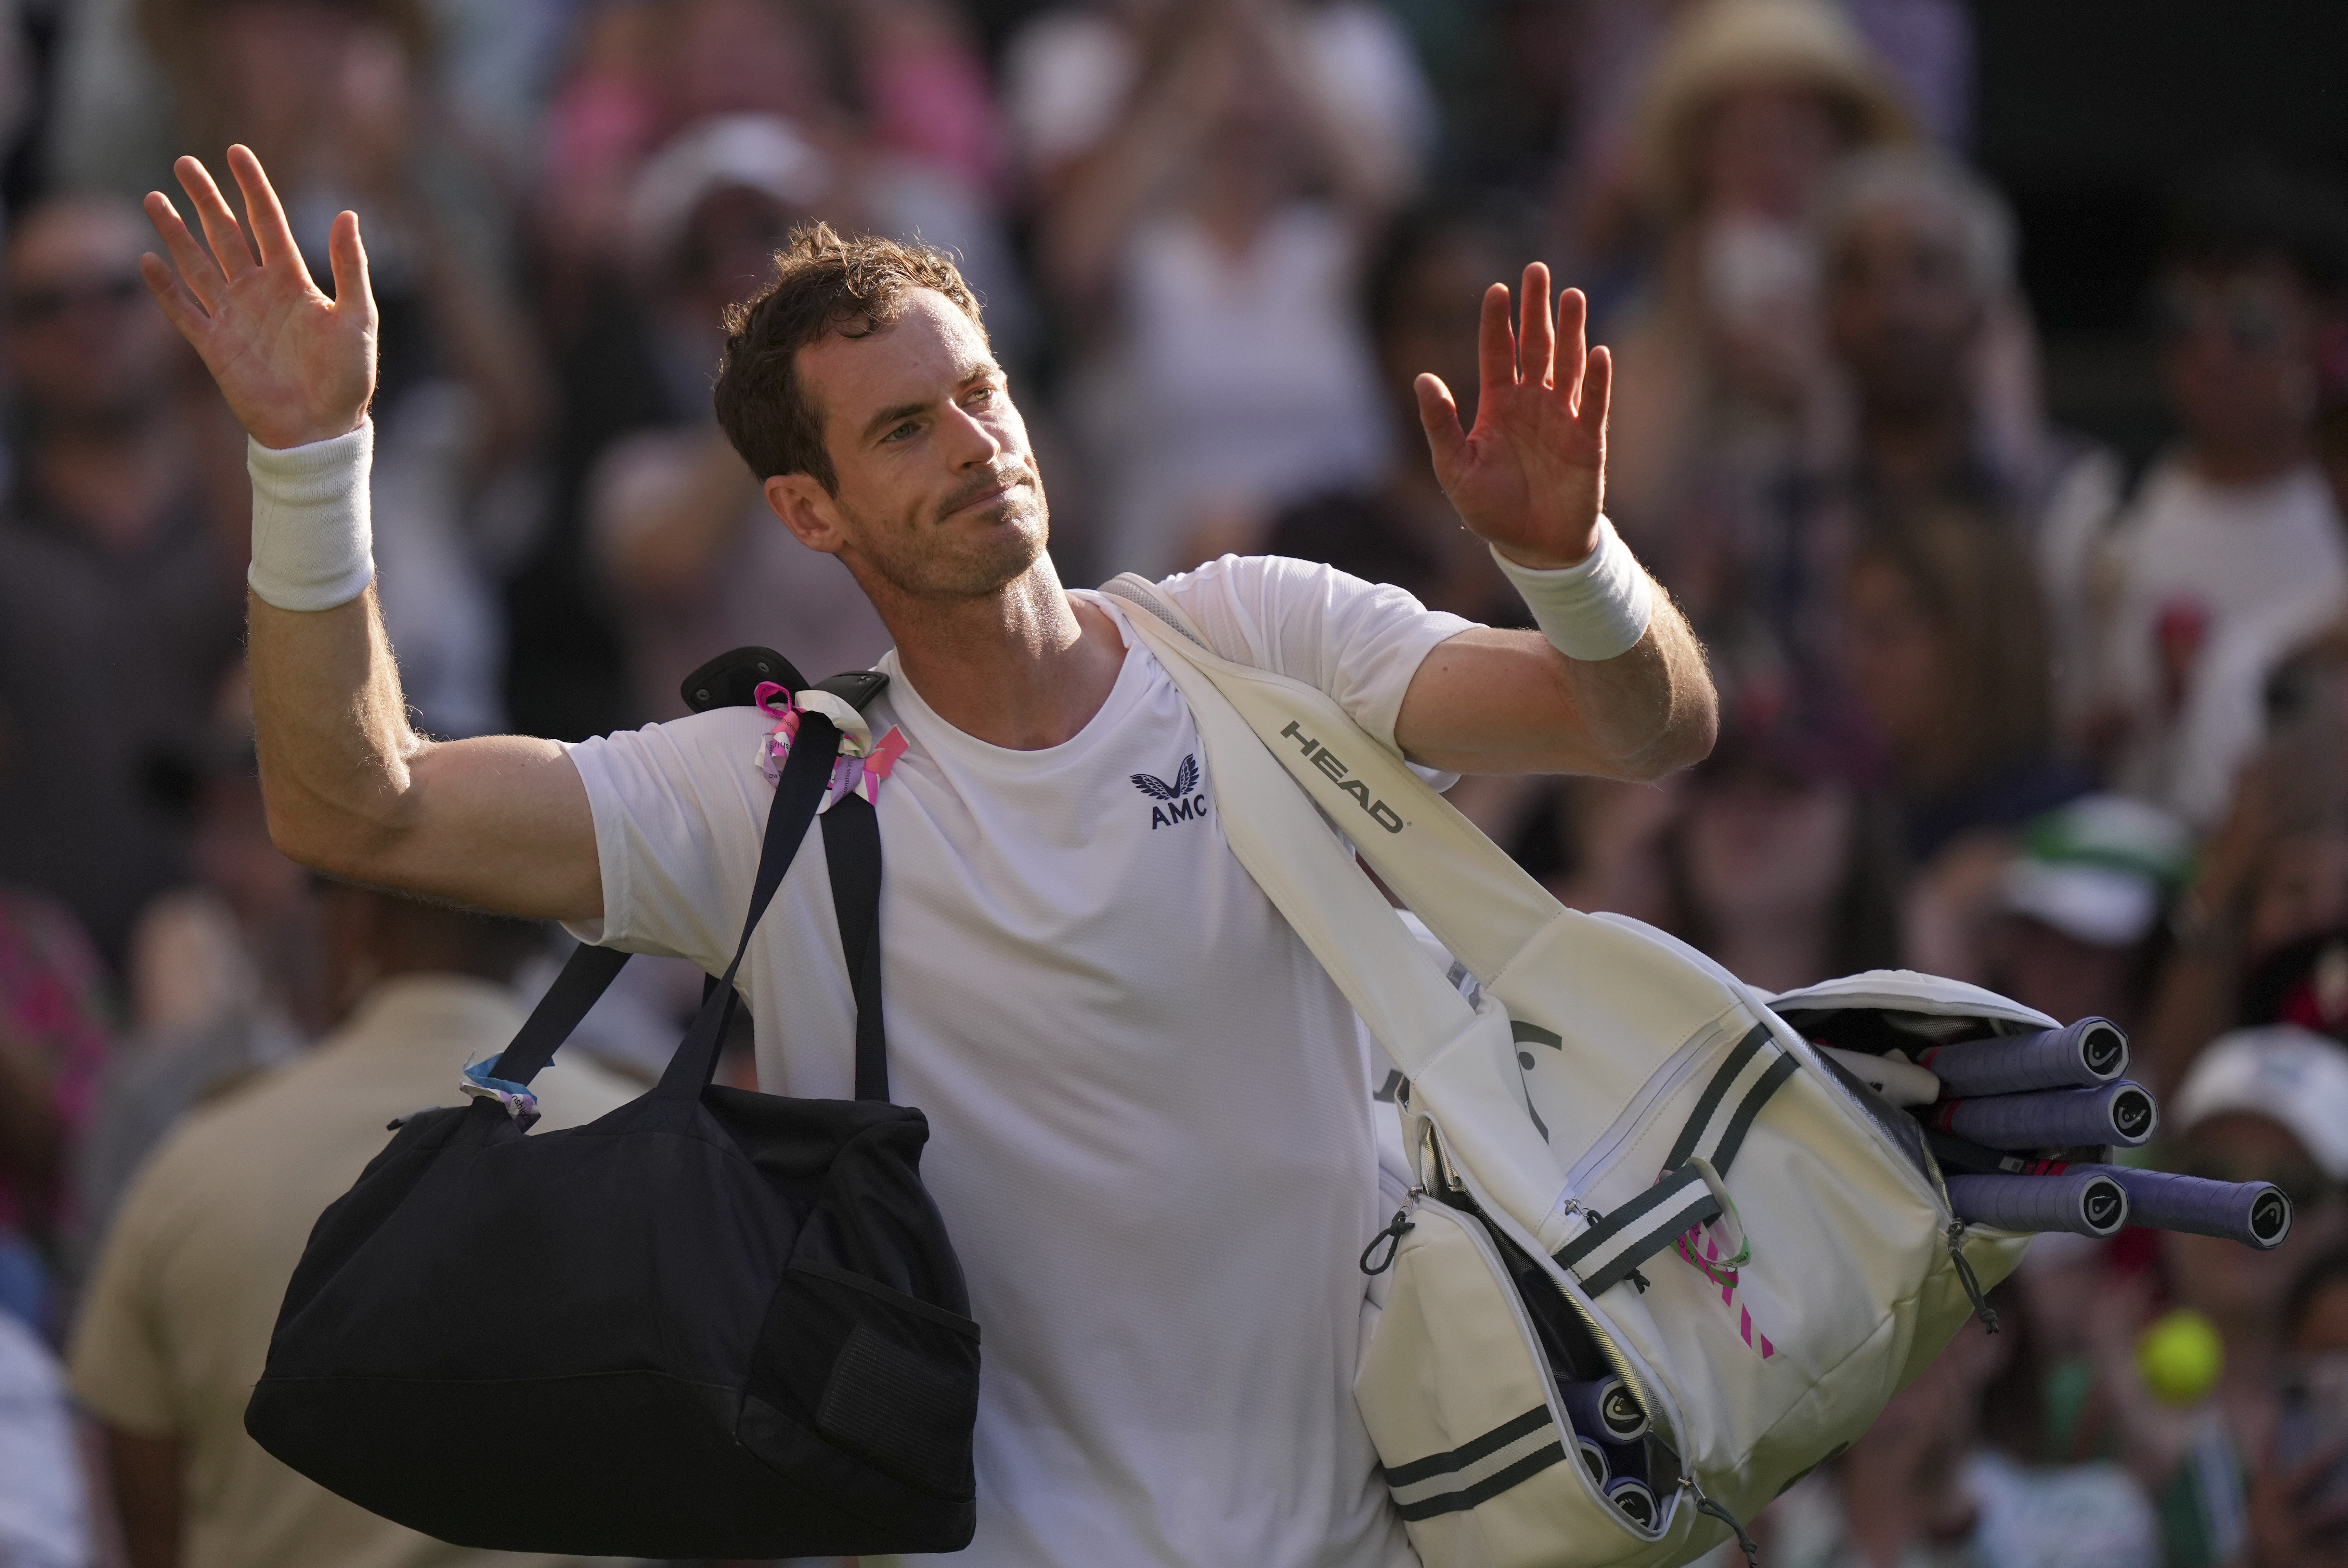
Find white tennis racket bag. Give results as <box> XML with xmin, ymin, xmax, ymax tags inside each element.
<box><xmin>1104</xmin><ymin>577</ymin><xmax>2040</xmax><ymax>1568</ymax></box>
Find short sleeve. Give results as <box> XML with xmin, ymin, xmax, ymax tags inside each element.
<box><xmin>66</xmin><ymin>1163</ymin><xmax>179</xmax><ymax>1437</ymax></box>
<box><xmin>559</xmin><ymin>708</ymin><xmax>774</xmax><ymax>969</ymax></box>
<box><xmin>1153</xmin><ymin>555</ymin><xmax>1478</xmax><ymax>755</ymax></box>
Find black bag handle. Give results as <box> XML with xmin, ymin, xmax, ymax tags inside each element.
<box><xmin>492</xmin><ymin>689</ymin><xmax>891</xmax><ymax>1102</ymax></box>
<box><xmin>823</xmin><ymin>792</ymin><xmax>889</xmax><ymax>1102</ymax></box>
<box><xmin>649</xmin><ymin>709</ymin><xmax>843</xmax><ymax>1101</ymax></box>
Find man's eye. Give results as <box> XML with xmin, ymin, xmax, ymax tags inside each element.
<box><xmin>967</xmin><ymin>386</ymin><xmax>994</xmax><ymax>407</ymax></box>
<box><xmin>883</xmin><ymin>422</ymin><xmax>917</xmax><ymax>443</ymax></box>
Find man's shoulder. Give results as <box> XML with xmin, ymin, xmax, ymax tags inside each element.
<box><xmin>1155</xmin><ymin>550</ymin><xmax>1345</xmax><ymax>593</ymax></box>
<box><xmin>1154</xmin><ymin>551</ymin><xmax>1397</xmax><ymax>628</ymax></box>
<box><xmin>570</xmin><ymin>705</ymin><xmax>777</xmax><ymax>800</ymax></box>
<box><xmin>612</xmin><ymin>703</ymin><xmax>778</xmax><ymax>752</ymax></box>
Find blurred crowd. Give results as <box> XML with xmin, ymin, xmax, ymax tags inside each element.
<box><xmin>0</xmin><ymin>0</ymin><xmax>2346</xmax><ymax>1565</ymax></box>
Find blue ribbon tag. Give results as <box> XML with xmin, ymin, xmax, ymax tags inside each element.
<box><xmin>460</xmin><ymin>1057</ymin><xmax>541</xmax><ymax>1131</ymax></box>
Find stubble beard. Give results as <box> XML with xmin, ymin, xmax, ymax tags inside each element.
<box><xmin>857</xmin><ymin>459</ymin><xmax>1052</xmax><ymax>603</ymax></box>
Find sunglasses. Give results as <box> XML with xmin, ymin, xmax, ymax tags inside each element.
<box><xmin>8</xmin><ymin>272</ymin><xmax>145</xmax><ymax>326</ymax></box>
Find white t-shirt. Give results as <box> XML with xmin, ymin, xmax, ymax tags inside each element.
<box><xmin>564</xmin><ymin>556</ymin><xmax>1474</xmax><ymax>1568</ymax></box>
<box><xmin>2101</xmin><ymin>459</ymin><xmax>2348</xmax><ymax>827</ymax></box>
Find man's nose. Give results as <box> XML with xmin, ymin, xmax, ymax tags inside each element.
<box><xmin>942</xmin><ymin>400</ymin><xmax>1004</xmax><ymax>466</ymax></box>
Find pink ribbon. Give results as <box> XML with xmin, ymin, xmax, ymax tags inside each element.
<box><xmin>753</xmin><ymin>681</ymin><xmax>904</xmax><ymax>808</ymax></box>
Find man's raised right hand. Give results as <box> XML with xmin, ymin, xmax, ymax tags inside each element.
<box><xmin>142</xmin><ymin>145</ymin><xmax>378</xmax><ymax>451</ymax></box>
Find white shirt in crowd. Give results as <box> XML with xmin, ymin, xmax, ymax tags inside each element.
<box><xmin>1001</xmin><ymin>2</ymin><xmax>1434</xmax><ymax>186</ymax></box>
<box><xmin>2099</xmin><ymin>458</ymin><xmax>2348</xmax><ymax>828</ymax></box>
<box><xmin>565</xmin><ymin>556</ymin><xmax>1473</xmax><ymax>1568</ymax></box>
<box><xmin>1075</xmin><ymin>204</ymin><xmax>1394</xmax><ymax>580</ymax></box>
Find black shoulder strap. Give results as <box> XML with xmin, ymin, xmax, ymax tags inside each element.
<box><xmin>823</xmin><ymin>794</ymin><xmax>888</xmax><ymax>1101</ymax></box>
<box><xmin>493</xmin><ymin>664</ymin><xmax>895</xmax><ymax>1102</ymax></box>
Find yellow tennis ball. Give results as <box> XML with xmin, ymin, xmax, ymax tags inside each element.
<box><xmin>2137</xmin><ymin>1309</ymin><xmax>2224</xmax><ymax>1405</ymax></box>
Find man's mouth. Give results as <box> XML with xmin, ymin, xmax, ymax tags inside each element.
<box><xmin>944</xmin><ymin>473</ymin><xmax>1024</xmax><ymax>519</ymax></box>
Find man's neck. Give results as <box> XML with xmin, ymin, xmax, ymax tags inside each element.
<box><xmin>881</xmin><ymin>559</ymin><xmax>1128</xmax><ymax>750</ymax></box>
<box><xmin>31</xmin><ymin>407</ymin><xmax>188</xmax><ymax>556</ymax></box>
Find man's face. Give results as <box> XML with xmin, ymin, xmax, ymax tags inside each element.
<box><xmin>3</xmin><ymin>199</ymin><xmax>180</xmax><ymax>424</ymax></box>
<box><xmin>767</xmin><ymin>289</ymin><xmax>1048</xmax><ymax>603</ymax></box>
<box><xmin>2158</xmin><ymin>259</ymin><xmax>2321</xmax><ymax>458</ymax></box>
<box><xmin>1827</xmin><ymin>200</ymin><xmax>1983</xmax><ymax>420</ymax></box>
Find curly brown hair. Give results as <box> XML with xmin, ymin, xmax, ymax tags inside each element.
<box><xmin>713</xmin><ymin>222</ymin><xmax>988</xmax><ymax>494</ymax></box>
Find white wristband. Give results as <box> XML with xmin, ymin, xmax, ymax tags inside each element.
<box><xmin>1490</xmin><ymin>517</ymin><xmax>1654</xmax><ymax>662</ymax></box>
<box><xmin>247</xmin><ymin>422</ymin><xmax>376</xmax><ymax>612</ymax></box>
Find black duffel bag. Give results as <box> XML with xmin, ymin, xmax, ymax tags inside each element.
<box><xmin>244</xmin><ymin>659</ymin><xmax>978</xmax><ymax>1560</ymax></box>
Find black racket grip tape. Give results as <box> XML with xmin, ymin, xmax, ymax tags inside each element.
<box><xmin>1931</xmin><ymin>1079</ymin><xmax>2157</xmax><ymax>1149</ymax></box>
<box><xmin>2102</xmin><ymin>1166</ymin><xmax>2292</xmax><ymax>1250</ymax></box>
<box><xmin>1919</xmin><ymin>1017</ymin><xmax>2129</xmax><ymax>1096</ymax></box>
<box><xmin>1947</xmin><ymin>1170</ymin><xmax>2130</xmax><ymax>1236</ymax></box>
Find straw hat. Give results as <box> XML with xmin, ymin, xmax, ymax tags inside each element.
<box><xmin>1632</xmin><ymin>0</ymin><xmax>1913</xmax><ymax>215</ymax></box>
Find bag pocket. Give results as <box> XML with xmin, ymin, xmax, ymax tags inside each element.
<box><xmin>744</xmin><ymin>1256</ymin><xmax>981</xmax><ymax>1503</ymax></box>
<box><xmin>1358</xmin><ymin>1197</ymin><xmax>1692</xmax><ymax>1568</ymax></box>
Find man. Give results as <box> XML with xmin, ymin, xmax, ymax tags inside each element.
<box><xmin>0</xmin><ymin>195</ymin><xmax>248</xmax><ymax>965</ymax></box>
<box><xmin>67</xmin><ymin>885</ymin><xmax>640</xmax><ymax>1568</ymax></box>
<box><xmin>135</xmin><ymin>145</ymin><xmax>1714</xmax><ymax>1566</ymax></box>
<box><xmin>2092</xmin><ymin>166</ymin><xmax>2348</xmax><ymax>830</ymax></box>
<box><xmin>1679</xmin><ymin>147</ymin><xmax>2114</xmax><ymax>722</ymax></box>
<box><xmin>1815</xmin><ymin>149</ymin><xmax>2091</xmax><ymax>522</ymax></box>
<box><xmin>1814</xmin><ymin>147</ymin><xmax>2123</xmax><ymax>653</ymax></box>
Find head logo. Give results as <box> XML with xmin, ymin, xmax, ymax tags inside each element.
<box><xmin>1277</xmin><ymin>722</ymin><xmax>1405</xmax><ymax>833</ymax></box>
<box><xmin>1132</xmin><ymin>755</ymin><xmax>1207</xmax><ymax>829</ymax></box>
<box><xmin>2085</xmin><ymin>1187</ymin><xmax>2121</xmax><ymax>1230</ymax></box>
<box><xmin>2112</xmin><ymin>1088</ymin><xmax>2152</xmax><ymax>1138</ymax></box>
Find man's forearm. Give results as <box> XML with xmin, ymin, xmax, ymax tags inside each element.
<box><xmin>248</xmin><ymin>587</ymin><xmax>601</xmax><ymax>920</ymax></box>
<box><xmin>244</xmin><ymin>440</ymin><xmax>599</xmax><ymax>919</ymax></box>
<box><xmin>248</xmin><ymin>588</ymin><xmax>425</xmax><ymax>874</ymax></box>
<box><xmin>1551</xmin><ymin>595</ymin><xmax>1716</xmax><ymax>779</ymax></box>
<box><xmin>1396</xmin><ymin>535</ymin><xmax>1717</xmax><ymax>782</ymax></box>
<box><xmin>1483</xmin><ymin>516</ymin><xmax>1715</xmax><ymax>777</ymax></box>
<box><xmin>1398</xmin><ymin>614</ymin><xmax>1715</xmax><ymax>781</ymax></box>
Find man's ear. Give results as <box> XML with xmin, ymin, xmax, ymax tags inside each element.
<box><xmin>764</xmin><ymin>473</ymin><xmax>849</xmax><ymax>555</ymax></box>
